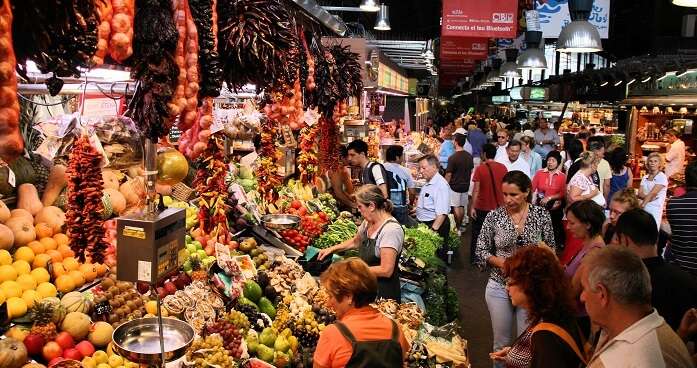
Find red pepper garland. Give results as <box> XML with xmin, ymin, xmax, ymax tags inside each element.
<box><xmin>256</xmin><ymin>117</ymin><xmax>282</xmax><ymax>203</ymax></box>
<box><xmin>318</xmin><ymin>117</ymin><xmax>340</xmax><ymax>173</ymax></box>
<box><xmin>65</xmin><ymin>135</ymin><xmax>109</xmax><ymax>263</ymax></box>
<box><xmin>193</xmin><ymin>133</ymin><xmax>231</xmax><ymax>243</ymax></box>
<box><xmin>297</xmin><ymin>124</ymin><xmax>318</xmax><ymax>185</ymax></box>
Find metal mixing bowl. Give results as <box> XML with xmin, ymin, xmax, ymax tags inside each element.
<box><xmin>261</xmin><ymin>214</ymin><xmax>301</xmax><ymax>231</ymax></box>
<box><xmin>112</xmin><ymin>317</ymin><xmax>195</xmax><ymax>364</ymax></box>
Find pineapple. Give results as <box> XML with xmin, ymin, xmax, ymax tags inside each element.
<box><xmin>190</xmin><ymin>256</ymin><xmax>207</xmax><ymax>281</ymax></box>
<box><xmin>29</xmin><ymin>300</ymin><xmax>61</xmax><ymax>340</ymax></box>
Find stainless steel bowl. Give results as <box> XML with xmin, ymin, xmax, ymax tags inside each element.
<box><xmin>261</xmin><ymin>214</ymin><xmax>301</xmax><ymax>231</ymax></box>
<box><xmin>112</xmin><ymin>317</ymin><xmax>195</xmax><ymax>364</ymax></box>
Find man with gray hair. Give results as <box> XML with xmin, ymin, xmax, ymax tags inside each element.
<box><xmin>413</xmin><ymin>154</ymin><xmax>451</xmax><ymax>260</ymax></box>
<box><xmin>580</xmin><ymin>247</ymin><xmax>693</xmax><ymax>367</ymax></box>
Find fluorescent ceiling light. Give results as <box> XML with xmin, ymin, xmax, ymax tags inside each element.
<box><xmin>374</xmin><ymin>4</ymin><xmax>391</xmax><ymax>31</ymax></box>
<box><xmin>672</xmin><ymin>0</ymin><xmax>697</xmax><ymax>6</ymax></box>
<box><xmin>600</xmin><ymin>81</ymin><xmax>609</xmax><ymax>86</ymax></box>
<box><xmin>359</xmin><ymin>0</ymin><xmax>380</xmax><ymax>12</ymax></box>
<box><xmin>614</xmin><ymin>80</ymin><xmax>623</xmax><ymax>86</ymax></box>
<box><xmin>641</xmin><ymin>76</ymin><xmax>651</xmax><ymax>83</ymax></box>
<box><xmin>657</xmin><ymin>72</ymin><xmax>676</xmax><ymax>82</ymax></box>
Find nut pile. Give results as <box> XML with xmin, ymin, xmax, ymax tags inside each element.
<box><xmin>93</xmin><ymin>277</ymin><xmax>147</xmax><ymax>328</ymax></box>
<box><xmin>65</xmin><ymin>135</ymin><xmax>108</xmax><ymax>263</ymax></box>
<box><xmin>267</xmin><ymin>258</ymin><xmax>305</xmax><ymax>296</ymax></box>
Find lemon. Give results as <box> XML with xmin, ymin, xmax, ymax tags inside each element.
<box><xmin>12</xmin><ymin>260</ymin><xmax>31</xmax><ymax>275</ymax></box>
<box><xmin>13</xmin><ymin>246</ymin><xmax>35</xmax><ymax>264</ymax></box>
<box><xmin>30</xmin><ymin>267</ymin><xmax>50</xmax><ymax>284</ymax></box>
<box><xmin>16</xmin><ymin>274</ymin><xmax>36</xmax><ymax>291</ymax></box>
<box><xmin>0</xmin><ymin>249</ymin><xmax>11</xmax><ymax>265</ymax></box>
<box><xmin>82</xmin><ymin>357</ymin><xmax>97</xmax><ymax>368</ymax></box>
<box><xmin>1</xmin><ymin>280</ymin><xmax>22</xmax><ymax>298</ymax></box>
<box><xmin>0</xmin><ymin>264</ymin><xmax>17</xmax><ymax>282</ymax></box>
<box><xmin>108</xmin><ymin>354</ymin><xmax>124</xmax><ymax>367</ymax></box>
<box><xmin>21</xmin><ymin>289</ymin><xmax>40</xmax><ymax>308</ymax></box>
<box><xmin>36</xmin><ymin>282</ymin><xmax>57</xmax><ymax>298</ymax></box>
<box><xmin>7</xmin><ymin>296</ymin><xmax>27</xmax><ymax>318</ymax></box>
<box><xmin>93</xmin><ymin>350</ymin><xmax>109</xmax><ymax>364</ymax></box>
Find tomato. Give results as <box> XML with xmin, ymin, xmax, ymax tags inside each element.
<box><xmin>318</xmin><ymin>212</ymin><xmax>328</xmax><ymax>221</ymax></box>
<box><xmin>298</xmin><ymin>207</ymin><xmax>307</xmax><ymax>216</ymax></box>
<box><xmin>291</xmin><ymin>200</ymin><xmax>302</xmax><ymax>209</ymax></box>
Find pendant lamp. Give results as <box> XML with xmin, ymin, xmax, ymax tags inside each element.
<box><xmin>517</xmin><ymin>31</ymin><xmax>547</xmax><ymax>70</ymax></box>
<box><xmin>374</xmin><ymin>4</ymin><xmax>391</xmax><ymax>31</ymax></box>
<box><xmin>500</xmin><ymin>49</ymin><xmax>521</xmax><ymax>78</ymax></box>
<box><xmin>556</xmin><ymin>0</ymin><xmax>602</xmax><ymax>53</ymax></box>
<box><xmin>359</xmin><ymin>0</ymin><xmax>380</xmax><ymax>12</ymax></box>
<box><xmin>672</xmin><ymin>0</ymin><xmax>697</xmax><ymax>7</ymax></box>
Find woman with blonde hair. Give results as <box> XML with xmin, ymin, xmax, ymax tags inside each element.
<box><xmin>318</xmin><ymin>184</ymin><xmax>405</xmax><ymax>301</ymax></box>
<box><xmin>313</xmin><ymin>258</ymin><xmax>409</xmax><ymax>367</ymax></box>
<box><xmin>603</xmin><ymin>188</ymin><xmax>641</xmax><ymax>244</ymax></box>
<box><xmin>639</xmin><ymin>152</ymin><xmax>668</xmax><ymax>229</ymax></box>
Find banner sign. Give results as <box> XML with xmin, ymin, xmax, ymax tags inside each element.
<box><xmin>442</xmin><ymin>0</ymin><xmax>518</xmax><ymax>38</ymax></box>
<box><xmin>535</xmin><ymin>0</ymin><xmax>610</xmax><ymax>39</ymax></box>
<box><xmin>440</xmin><ymin>36</ymin><xmax>488</xmax><ymax>61</ymax></box>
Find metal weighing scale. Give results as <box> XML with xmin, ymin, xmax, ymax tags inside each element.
<box><xmin>112</xmin><ymin>139</ymin><xmax>193</xmax><ymax>367</ymax></box>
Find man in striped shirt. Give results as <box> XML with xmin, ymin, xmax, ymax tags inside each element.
<box><xmin>581</xmin><ymin>247</ymin><xmax>694</xmax><ymax>368</ymax></box>
<box><xmin>667</xmin><ymin>160</ymin><xmax>697</xmax><ymax>277</ymax></box>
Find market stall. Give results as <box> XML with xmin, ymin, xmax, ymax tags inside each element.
<box><xmin>0</xmin><ymin>0</ymin><xmax>468</xmax><ymax>367</ymax></box>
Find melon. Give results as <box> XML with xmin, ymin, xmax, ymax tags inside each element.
<box><xmin>60</xmin><ymin>312</ymin><xmax>92</xmax><ymax>340</ymax></box>
<box><xmin>60</xmin><ymin>291</ymin><xmax>94</xmax><ymax>314</ymax></box>
<box><xmin>88</xmin><ymin>321</ymin><xmax>114</xmax><ymax>347</ymax></box>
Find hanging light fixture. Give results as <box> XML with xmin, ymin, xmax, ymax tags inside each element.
<box><xmin>423</xmin><ymin>40</ymin><xmax>435</xmax><ymax>60</ymax></box>
<box><xmin>500</xmin><ymin>49</ymin><xmax>521</xmax><ymax>78</ymax></box>
<box><xmin>359</xmin><ymin>0</ymin><xmax>380</xmax><ymax>12</ymax></box>
<box><xmin>556</xmin><ymin>0</ymin><xmax>602</xmax><ymax>53</ymax></box>
<box><xmin>672</xmin><ymin>0</ymin><xmax>697</xmax><ymax>7</ymax></box>
<box><xmin>486</xmin><ymin>63</ymin><xmax>503</xmax><ymax>83</ymax></box>
<box><xmin>517</xmin><ymin>31</ymin><xmax>547</xmax><ymax>70</ymax></box>
<box><xmin>374</xmin><ymin>4</ymin><xmax>391</xmax><ymax>31</ymax></box>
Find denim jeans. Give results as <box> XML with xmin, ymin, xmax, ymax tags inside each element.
<box><xmin>485</xmin><ymin>279</ymin><xmax>529</xmax><ymax>368</ymax></box>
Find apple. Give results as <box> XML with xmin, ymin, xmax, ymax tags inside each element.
<box><xmin>76</xmin><ymin>340</ymin><xmax>96</xmax><ymax>357</ymax></box>
<box><xmin>23</xmin><ymin>333</ymin><xmax>45</xmax><ymax>355</ymax></box>
<box><xmin>43</xmin><ymin>341</ymin><xmax>63</xmax><ymax>362</ymax></box>
<box><xmin>55</xmin><ymin>331</ymin><xmax>75</xmax><ymax>349</ymax></box>
<box><xmin>63</xmin><ymin>348</ymin><xmax>83</xmax><ymax>360</ymax></box>
<box><xmin>136</xmin><ymin>281</ymin><xmax>150</xmax><ymax>294</ymax></box>
<box><xmin>156</xmin><ymin>287</ymin><xmax>167</xmax><ymax>299</ymax></box>
<box><xmin>163</xmin><ymin>281</ymin><xmax>177</xmax><ymax>295</ymax></box>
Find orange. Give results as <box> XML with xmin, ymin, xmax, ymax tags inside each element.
<box><xmin>62</xmin><ymin>257</ymin><xmax>79</xmax><ymax>271</ymax></box>
<box><xmin>32</xmin><ymin>254</ymin><xmax>52</xmax><ymax>269</ymax></box>
<box><xmin>35</xmin><ymin>223</ymin><xmax>54</xmax><ymax>239</ymax></box>
<box><xmin>53</xmin><ymin>233</ymin><xmax>69</xmax><ymax>247</ymax></box>
<box><xmin>95</xmin><ymin>263</ymin><xmax>108</xmax><ymax>277</ymax></box>
<box><xmin>79</xmin><ymin>263</ymin><xmax>98</xmax><ymax>282</ymax></box>
<box><xmin>57</xmin><ymin>244</ymin><xmax>75</xmax><ymax>258</ymax></box>
<box><xmin>51</xmin><ymin>262</ymin><xmax>67</xmax><ymax>278</ymax></box>
<box><xmin>45</xmin><ymin>250</ymin><xmax>63</xmax><ymax>263</ymax></box>
<box><xmin>36</xmin><ymin>282</ymin><xmax>57</xmax><ymax>298</ymax></box>
<box><xmin>40</xmin><ymin>237</ymin><xmax>58</xmax><ymax>251</ymax></box>
<box><xmin>68</xmin><ymin>270</ymin><xmax>85</xmax><ymax>287</ymax></box>
<box><xmin>27</xmin><ymin>241</ymin><xmax>45</xmax><ymax>255</ymax></box>
<box><xmin>55</xmin><ymin>275</ymin><xmax>75</xmax><ymax>293</ymax></box>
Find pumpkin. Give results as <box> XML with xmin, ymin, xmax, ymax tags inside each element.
<box><xmin>8</xmin><ymin>221</ymin><xmax>36</xmax><ymax>246</ymax></box>
<box><xmin>5</xmin><ymin>216</ymin><xmax>32</xmax><ymax>231</ymax></box>
<box><xmin>60</xmin><ymin>291</ymin><xmax>94</xmax><ymax>314</ymax></box>
<box><xmin>41</xmin><ymin>164</ymin><xmax>67</xmax><ymax>207</ymax></box>
<box><xmin>17</xmin><ymin>183</ymin><xmax>43</xmax><ymax>216</ymax></box>
<box><xmin>0</xmin><ymin>200</ymin><xmax>10</xmax><ymax>222</ymax></box>
<box><xmin>102</xmin><ymin>170</ymin><xmax>121</xmax><ymax>190</ymax></box>
<box><xmin>0</xmin><ymin>338</ymin><xmax>29</xmax><ymax>368</ymax></box>
<box><xmin>0</xmin><ymin>223</ymin><xmax>13</xmax><ymax>250</ymax></box>
<box><xmin>120</xmin><ymin>177</ymin><xmax>145</xmax><ymax>206</ymax></box>
<box><xmin>35</xmin><ymin>223</ymin><xmax>54</xmax><ymax>238</ymax></box>
<box><xmin>34</xmin><ymin>206</ymin><xmax>65</xmax><ymax>234</ymax></box>
<box><xmin>103</xmin><ymin>189</ymin><xmax>126</xmax><ymax>215</ymax></box>
<box><xmin>10</xmin><ymin>208</ymin><xmax>33</xmax><ymax>222</ymax></box>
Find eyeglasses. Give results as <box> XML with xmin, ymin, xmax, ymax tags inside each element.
<box><xmin>497</xmin><ymin>136</ymin><xmax>507</xmax><ymax>139</ymax></box>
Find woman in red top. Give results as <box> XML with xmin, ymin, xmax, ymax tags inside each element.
<box><xmin>532</xmin><ymin>151</ymin><xmax>566</xmax><ymax>247</ymax></box>
<box><xmin>313</xmin><ymin>258</ymin><xmax>410</xmax><ymax>368</ymax></box>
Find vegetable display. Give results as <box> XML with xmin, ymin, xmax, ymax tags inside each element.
<box><xmin>127</xmin><ymin>0</ymin><xmax>178</xmax><ymax>140</ymax></box>
<box><xmin>12</xmin><ymin>0</ymin><xmax>99</xmax><ymax>92</ymax></box>
<box><xmin>296</xmin><ymin>124</ymin><xmax>318</xmax><ymax>184</ymax></box>
<box><xmin>403</xmin><ymin>224</ymin><xmax>443</xmax><ymax>264</ymax></box>
<box><xmin>107</xmin><ymin>0</ymin><xmax>134</xmax><ymax>62</ymax></box>
<box><xmin>217</xmin><ymin>0</ymin><xmax>299</xmax><ymax>91</ymax></box>
<box><xmin>0</xmin><ymin>0</ymin><xmax>22</xmax><ymax>163</ymax></box>
<box><xmin>255</xmin><ymin>117</ymin><xmax>281</xmax><ymax>203</ymax></box>
<box><xmin>188</xmin><ymin>0</ymin><xmax>222</xmax><ymax>98</ymax></box>
<box><xmin>192</xmin><ymin>133</ymin><xmax>230</xmax><ymax>242</ymax></box>
<box><xmin>311</xmin><ymin>217</ymin><xmax>357</xmax><ymax>250</ymax></box>
<box><xmin>65</xmin><ymin>135</ymin><xmax>108</xmax><ymax>263</ymax></box>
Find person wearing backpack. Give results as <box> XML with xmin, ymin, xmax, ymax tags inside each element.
<box><xmin>445</xmin><ymin>130</ymin><xmax>474</xmax><ymax>234</ymax></box>
<box><xmin>383</xmin><ymin>145</ymin><xmax>417</xmax><ymax>226</ymax></box>
<box><xmin>347</xmin><ymin>139</ymin><xmax>389</xmax><ymax>199</ymax></box>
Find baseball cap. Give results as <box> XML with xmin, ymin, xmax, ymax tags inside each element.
<box><xmin>454</xmin><ymin>128</ymin><xmax>467</xmax><ymax>136</ymax></box>
<box><xmin>522</xmin><ymin>130</ymin><xmax>535</xmax><ymax>138</ymax></box>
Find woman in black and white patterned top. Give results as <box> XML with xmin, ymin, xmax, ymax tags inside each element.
<box><xmin>475</xmin><ymin>171</ymin><xmax>556</xmax><ymax>368</ymax></box>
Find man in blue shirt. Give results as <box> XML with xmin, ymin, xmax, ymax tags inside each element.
<box><xmin>465</xmin><ymin>120</ymin><xmax>487</xmax><ymax>159</ymax></box>
<box><xmin>414</xmin><ymin>154</ymin><xmax>451</xmax><ymax>259</ymax></box>
<box><xmin>533</xmin><ymin>118</ymin><xmax>560</xmax><ymax>159</ymax></box>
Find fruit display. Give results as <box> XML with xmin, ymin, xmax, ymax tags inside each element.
<box><xmin>91</xmin><ymin>276</ymin><xmax>146</xmax><ymax>328</ymax></box>
<box><xmin>184</xmin><ymin>334</ymin><xmax>236</xmax><ymax>368</ymax></box>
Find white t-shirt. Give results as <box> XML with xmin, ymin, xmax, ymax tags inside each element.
<box><xmin>501</xmin><ymin>156</ymin><xmax>531</xmax><ymax>178</ymax></box>
<box><xmin>357</xmin><ymin>218</ymin><xmax>404</xmax><ymax>257</ymax></box>
<box><xmin>640</xmin><ymin>172</ymin><xmax>668</xmax><ymax>229</ymax></box>
<box><xmin>665</xmin><ymin>139</ymin><xmax>686</xmax><ymax>178</ymax></box>
<box><xmin>494</xmin><ymin>143</ymin><xmax>509</xmax><ymax>163</ymax></box>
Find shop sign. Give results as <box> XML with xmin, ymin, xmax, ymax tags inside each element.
<box><xmin>378</xmin><ymin>63</ymin><xmax>409</xmax><ymax>93</ymax></box>
<box><xmin>535</xmin><ymin>0</ymin><xmax>610</xmax><ymax>39</ymax></box>
<box><xmin>492</xmin><ymin>95</ymin><xmax>511</xmax><ymax>104</ymax></box>
<box><xmin>440</xmin><ymin>36</ymin><xmax>488</xmax><ymax>61</ymax></box>
<box><xmin>442</xmin><ymin>0</ymin><xmax>518</xmax><ymax>38</ymax></box>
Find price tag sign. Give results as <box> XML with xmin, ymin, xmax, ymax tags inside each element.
<box><xmin>94</xmin><ymin>300</ymin><xmax>112</xmax><ymax>317</ymax></box>
<box><xmin>7</xmin><ymin>168</ymin><xmax>15</xmax><ymax>187</ymax></box>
